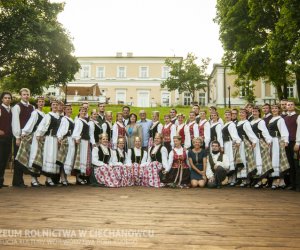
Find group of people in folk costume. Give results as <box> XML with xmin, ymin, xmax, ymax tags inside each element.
<box><xmin>0</xmin><ymin>88</ymin><xmax>299</xmax><ymax>191</ymax></box>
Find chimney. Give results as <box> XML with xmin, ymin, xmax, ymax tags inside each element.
<box><xmin>127</xmin><ymin>52</ymin><xmax>133</xmax><ymax>57</ymax></box>
<box><xmin>116</xmin><ymin>52</ymin><xmax>122</xmax><ymax>57</ymax></box>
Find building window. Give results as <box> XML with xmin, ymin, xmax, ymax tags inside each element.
<box><xmin>80</xmin><ymin>65</ymin><xmax>90</xmax><ymax>79</ymax></box>
<box><xmin>183</xmin><ymin>92</ymin><xmax>191</xmax><ymax>106</ymax></box>
<box><xmin>162</xmin><ymin>66</ymin><xmax>170</xmax><ymax>79</ymax></box>
<box><xmin>287</xmin><ymin>86</ymin><xmax>294</xmax><ymax>98</ymax></box>
<box><xmin>198</xmin><ymin>93</ymin><xmax>205</xmax><ymax>106</ymax></box>
<box><xmin>117</xmin><ymin>66</ymin><xmax>126</xmax><ymax>78</ymax></box>
<box><xmin>239</xmin><ymin>81</ymin><xmax>252</xmax><ymax>97</ymax></box>
<box><xmin>116</xmin><ymin>90</ymin><xmax>126</xmax><ymax>104</ymax></box>
<box><xmin>139</xmin><ymin>66</ymin><xmax>149</xmax><ymax>78</ymax></box>
<box><xmin>161</xmin><ymin>92</ymin><xmax>170</xmax><ymax>107</ymax></box>
<box><xmin>96</xmin><ymin>67</ymin><xmax>105</xmax><ymax>78</ymax></box>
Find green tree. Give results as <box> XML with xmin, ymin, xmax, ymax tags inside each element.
<box><xmin>0</xmin><ymin>0</ymin><xmax>80</xmax><ymax>94</ymax></box>
<box><xmin>232</xmin><ymin>77</ymin><xmax>256</xmax><ymax>104</ymax></box>
<box><xmin>215</xmin><ymin>0</ymin><xmax>300</xmax><ymax>101</ymax></box>
<box><xmin>161</xmin><ymin>53</ymin><xmax>210</xmax><ymax>103</ymax></box>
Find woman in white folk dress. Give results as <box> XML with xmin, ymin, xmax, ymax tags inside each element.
<box><xmin>268</xmin><ymin>104</ymin><xmax>290</xmax><ymax>189</ymax></box>
<box><xmin>113</xmin><ymin>137</ymin><xmax>133</xmax><ymax>187</ymax></box>
<box><xmin>164</xmin><ymin>136</ymin><xmax>190</xmax><ymax>188</ymax></box>
<box><xmin>89</xmin><ymin>109</ymin><xmax>102</xmax><ymax>148</ymax></box>
<box><xmin>112</xmin><ymin>112</ymin><xmax>126</xmax><ymax>150</ymax></box>
<box><xmin>210</xmin><ymin>111</ymin><xmax>224</xmax><ymax>152</ymax></box>
<box><xmin>198</xmin><ymin>110</ymin><xmax>210</xmax><ymax>150</ymax></box>
<box><xmin>176</xmin><ymin>113</ymin><xmax>191</xmax><ymax>149</ymax></box>
<box><xmin>35</xmin><ymin>100</ymin><xmax>60</xmax><ymax>186</ymax></box>
<box><xmin>222</xmin><ymin>110</ymin><xmax>241</xmax><ymax>187</ymax></box>
<box><xmin>72</xmin><ymin>107</ymin><xmax>91</xmax><ymax>185</ymax></box>
<box><xmin>102</xmin><ymin>111</ymin><xmax>113</xmax><ymax>148</ymax></box>
<box><xmin>162</xmin><ymin>114</ymin><xmax>177</xmax><ymax>153</ymax></box>
<box><xmin>56</xmin><ymin>104</ymin><xmax>75</xmax><ymax>186</ymax></box>
<box><xmin>236</xmin><ymin>109</ymin><xmax>258</xmax><ymax>187</ymax></box>
<box><xmin>143</xmin><ymin>133</ymin><xmax>169</xmax><ymax>187</ymax></box>
<box><xmin>250</xmin><ymin>106</ymin><xmax>273</xmax><ymax>188</ymax></box>
<box><xmin>186</xmin><ymin>111</ymin><xmax>199</xmax><ymax>149</ymax></box>
<box><xmin>127</xmin><ymin>136</ymin><xmax>148</xmax><ymax>186</ymax></box>
<box><xmin>91</xmin><ymin>133</ymin><xmax>120</xmax><ymax>187</ymax></box>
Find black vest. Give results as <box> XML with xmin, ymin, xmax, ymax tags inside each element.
<box><xmin>104</xmin><ymin>121</ymin><xmax>113</xmax><ymax>141</ymax></box>
<box><xmin>222</xmin><ymin>123</ymin><xmax>232</xmax><ymax>142</ymax></box>
<box><xmin>210</xmin><ymin>124</ymin><xmax>218</xmax><ymax>141</ymax></box>
<box><xmin>94</xmin><ymin>122</ymin><xmax>103</xmax><ymax>143</ymax></box>
<box><xmin>150</xmin><ymin>145</ymin><xmax>163</xmax><ymax>163</ymax></box>
<box><xmin>208</xmin><ymin>153</ymin><xmax>223</xmax><ymax>173</ymax></box>
<box><xmin>32</xmin><ymin>112</ymin><xmax>43</xmax><ymax>133</ymax></box>
<box><xmin>150</xmin><ymin>122</ymin><xmax>160</xmax><ymax>140</ymax></box>
<box><xmin>237</xmin><ymin>122</ymin><xmax>249</xmax><ymax>141</ymax></box>
<box><xmin>97</xmin><ymin>146</ymin><xmax>111</xmax><ymax>164</ymax></box>
<box><xmin>232</xmin><ymin>119</ymin><xmax>238</xmax><ymax>125</ymax></box>
<box><xmin>66</xmin><ymin>118</ymin><xmax>74</xmax><ymax>137</ymax></box>
<box><xmin>81</xmin><ymin>120</ymin><xmax>90</xmax><ymax>140</ymax></box>
<box><xmin>116</xmin><ymin>149</ymin><xmax>125</xmax><ymax>163</ymax></box>
<box><xmin>252</xmin><ymin>120</ymin><xmax>264</xmax><ymax>140</ymax></box>
<box><xmin>268</xmin><ymin>118</ymin><xmax>281</xmax><ymax>137</ymax></box>
<box><xmin>45</xmin><ymin>114</ymin><xmax>59</xmax><ymax>136</ymax></box>
<box><xmin>131</xmin><ymin>148</ymin><xmax>144</xmax><ymax>164</ymax></box>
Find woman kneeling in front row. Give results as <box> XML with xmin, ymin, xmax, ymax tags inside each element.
<box><xmin>188</xmin><ymin>137</ymin><xmax>207</xmax><ymax>188</ymax></box>
<box><xmin>164</xmin><ymin>136</ymin><xmax>190</xmax><ymax>188</ymax></box>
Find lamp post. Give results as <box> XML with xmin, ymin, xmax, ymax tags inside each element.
<box><xmin>65</xmin><ymin>84</ymin><xmax>68</xmax><ymax>103</ymax></box>
<box><xmin>228</xmin><ymin>86</ymin><xmax>231</xmax><ymax>108</ymax></box>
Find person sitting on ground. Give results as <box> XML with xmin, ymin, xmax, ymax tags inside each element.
<box><xmin>206</xmin><ymin>141</ymin><xmax>230</xmax><ymax>188</ymax></box>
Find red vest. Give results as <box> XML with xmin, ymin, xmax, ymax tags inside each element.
<box><xmin>18</xmin><ymin>102</ymin><xmax>34</xmax><ymax>129</ymax></box>
<box><xmin>199</xmin><ymin>121</ymin><xmax>207</xmax><ymax>138</ymax></box>
<box><xmin>172</xmin><ymin>148</ymin><xmax>188</xmax><ymax>169</ymax></box>
<box><xmin>117</xmin><ymin>123</ymin><xmax>125</xmax><ymax>137</ymax></box>
<box><xmin>178</xmin><ymin>125</ymin><xmax>185</xmax><ymax>143</ymax></box>
<box><xmin>162</xmin><ymin>124</ymin><xmax>171</xmax><ymax>142</ymax></box>
<box><xmin>0</xmin><ymin>105</ymin><xmax>12</xmax><ymax>138</ymax></box>
<box><xmin>189</xmin><ymin>122</ymin><xmax>195</xmax><ymax>140</ymax></box>
<box><xmin>284</xmin><ymin>114</ymin><xmax>298</xmax><ymax>142</ymax></box>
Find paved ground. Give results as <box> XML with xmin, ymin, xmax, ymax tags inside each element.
<box><xmin>0</xmin><ymin>171</ymin><xmax>300</xmax><ymax>249</ymax></box>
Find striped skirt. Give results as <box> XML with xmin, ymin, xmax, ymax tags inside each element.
<box><xmin>258</xmin><ymin>139</ymin><xmax>273</xmax><ymax>178</ymax></box>
<box><xmin>73</xmin><ymin>139</ymin><xmax>91</xmax><ymax>176</ymax></box>
<box><xmin>270</xmin><ymin>138</ymin><xmax>289</xmax><ymax>177</ymax></box>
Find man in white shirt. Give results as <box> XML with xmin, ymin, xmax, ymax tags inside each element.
<box><xmin>0</xmin><ymin>91</ymin><xmax>13</xmax><ymax>188</ymax></box>
<box><xmin>206</xmin><ymin>141</ymin><xmax>230</xmax><ymax>188</ymax></box>
<box><xmin>12</xmin><ymin>88</ymin><xmax>34</xmax><ymax>187</ymax></box>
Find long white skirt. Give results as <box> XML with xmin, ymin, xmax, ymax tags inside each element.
<box><xmin>42</xmin><ymin>136</ymin><xmax>59</xmax><ymax>174</ymax></box>
<box><xmin>271</xmin><ymin>137</ymin><xmax>280</xmax><ymax>177</ymax></box>
<box><xmin>64</xmin><ymin>137</ymin><xmax>75</xmax><ymax>175</ymax></box>
<box><xmin>224</xmin><ymin>141</ymin><xmax>235</xmax><ymax>172</ymax></box>
<box><xmin>254</xmin><ymin>141</ymin><xmax>262</xmax><ymax>175</ymax></box>
<box><xmin>28</xmin><ymin>133</ymin><xmax>38</xmax><ymax>168</ymax></box>
<box><xmin>237</xmin><ymin>141</ymin><xmax>247</xmax><ymax>178</ymax></box>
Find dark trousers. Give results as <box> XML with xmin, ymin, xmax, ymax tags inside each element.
<box><xmin>12</xmin><ymin>137</ymin><xmax>25</xmax><ymax>186</ymax></box>
<box><xmin>285</xmin><ymin>141</ymin><xmax>298</xmax><ymax>188</ymax></box>
<box><xmin>0</xmin><ymin>137</ymin><xmax>12</xmax><ymax>186</ymax></box>
<box><xmin>207</xmin><ymin>166</ymin><xmax>227</xmax><ymax>188</ymax></box>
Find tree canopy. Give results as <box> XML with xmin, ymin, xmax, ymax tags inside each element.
<box><xmin>0</xmin><ymin>0</ymin><xmax>80</xmax><ymax>94</ymax></box>
<box><xmin>215</xmin><ymin>0</ymin><xmax>300</xmax><ymax>101</ymax></box>
<box><xmin>161</xmin><ymin>53</ymin><xmax>210</xmax><ymax>103</ymax></box>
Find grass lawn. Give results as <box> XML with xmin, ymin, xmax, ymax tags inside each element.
<box><xmin>43</xmin><ymin>105</ymin><xmax>227</xmax><ymax>123</ymax></box>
